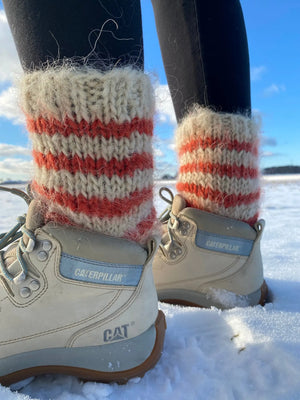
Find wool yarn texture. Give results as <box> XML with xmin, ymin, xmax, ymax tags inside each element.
<box><xmin>176</xmin><ymin>106</ymin><xmax>260</xmax><ymax>225</ymax></box>
<box><xmin>20</xmin><ymin>67</ymin><xmax>157</xmax><ymax>244</ymax></box>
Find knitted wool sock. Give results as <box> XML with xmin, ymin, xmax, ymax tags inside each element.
<box><xmin>176</xmin><ymin>106</ymin><xmax>260</xmax><ymax>225</ymax></box>
<box><xmin>19</xmin><ymin>67</ymin><xmax>156</xmax><ymax>244</ymax></box>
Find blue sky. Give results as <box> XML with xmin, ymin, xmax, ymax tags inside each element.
<box><xmin>0</xmin><ymin>0</ymin><xmax>299</xmax><ymax>180</ymax></box>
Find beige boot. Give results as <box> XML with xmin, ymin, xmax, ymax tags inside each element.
<box><xmin>0</xmin><ymin>187</ymin><xmax>166</xmax><ymax>386</ymax></box>
<box><xmin>153</xmin><ymin>188</ymin><xmax>267</xmax><ymax>309</ymax></box>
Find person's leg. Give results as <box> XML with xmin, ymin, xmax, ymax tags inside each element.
<box><xmin>3</xmin><ymin>0</ymin><xmax>144</xmax><ymax>70</ymax></box>
<box><xmin>3</xmin><ymin>0</ymin><xmax>156</xmax><ymax>243</ymax></box>
<box><xmin>151</xmin><ymin>0</ymin><xmax>251</xmax><ymax>119</ymax></box>
<box><xmin>152</xmin><ymin>0</ymin><xmax>258</xmax><ymax>223</ymax></box>
<box><xmin>152</xmin><ymin>0</ymin><xmax>266</xmax><ymax>308</ymax></box>
<box><xmin>0</xmin><ymin>0</ymin><xmax>165</xmax><ymax>385</ymax></box>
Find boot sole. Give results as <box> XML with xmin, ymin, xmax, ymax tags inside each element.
<box><xmin>159</xmin><ymin>281</ymin><xmax>269</xmax><ymax>309</ymax></box>
<box><xmin>0</xmin><ymin>310</ymin><xmax>166</xmax><ymax>386</ymax></box>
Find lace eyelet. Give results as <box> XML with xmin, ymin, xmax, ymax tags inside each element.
<box><xmin>37</xmin><ymin>251</ymin><xmax>48</xmax><ymax>262</ymax></box>
<box><xmin>42</xmin><ymin>241</ymin><xmax>52</xmax><ymax>251</ymax></box>
<box><xmin>176</xmin><ymin>248</ymin><xmax>182</xmax><ymax>255</ymax></box>
<box><xmin>29</xmin><ymin>279</ymin><xmax>40</xmax><ymax>291</ymax></box>
<box><xmin>181</xmin><ymin>221</ymin><xmax>190</xmax><ymax>229</ymax></box>
<box><xmin>19</xmin><ymin>287</ymin><xmax>31</xmax><ymax>298</ymax></box>
<box><xmin>170</xmin><ymin>251</ymin><xmax>177</xmax><ymax>260</ymax></box>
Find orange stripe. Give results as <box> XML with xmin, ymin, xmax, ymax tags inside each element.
<box><xmin>32</xmin><ymin>181</ymin><xmax>153</xmax><ymax>219</ymax></box>
<box><xmin>243</xmin><ymin>213</ymin><xmax>259</xmax><ymax>225</ymax></box>
<box><xmin>179</xmin><ymin>162</ymin><xmax>258</xmax><ymax>179</ymax></box>
<box><xmin>27</xmin><ymin>116</ymin><xmax>153</xmax><ymax>139</ymax></box>
<box><xmin>178</xmin><ymin>137</ymin><xmax>258</xmax><ymax>157</ymax></box>
<box><xmin>124</xmin><ymin>207</ymin><xmax>156</xmax><ymax>242</ymax></box>
<box><xmin>176</xmin><ymin>182</ymin><xmax>260</xmax><ymax>208</ymax></box>
<box><xmin>45</xmin><ymin>211</ymin><xmax>76</xmax><ymax>227</ymax></box>
<box><xmin>32</xmin><ymin>150</ymin><xmax>153</xmax><ymax>179</ymax></box>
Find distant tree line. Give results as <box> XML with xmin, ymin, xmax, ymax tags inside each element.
<box><xmin>161</xmin><ymin>174</ymin><xmax>177</xmax><ymax>180</ymax></box>
<box><xmin>263</xmin><ymin>166</ymin><xmax>300</xmax><ymax>175</ymax></box>
<box><xmin>160</xmin><ymin>166</ymin><xmax>300</xmax><ymax>179</ymax></box>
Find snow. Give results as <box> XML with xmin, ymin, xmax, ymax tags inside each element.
<box><xmin>0</xmin><ymin>176</ymin><xmax>300</xmax><ymax>400</ymax></box>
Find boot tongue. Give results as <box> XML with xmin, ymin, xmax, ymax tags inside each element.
<box><xmin>22</xmin><ymin>200</ymin><xmax>44</xmax><ymax>248</ymax></box>
<box><xmin>171</xmin><ymin>194</ymin><xmax>186</xmax><ymax>216</ymax></box>
<box><xmin>25</xmin><ymin>200</ymin><xmax>44</xmax><ymax>232</ymax></box>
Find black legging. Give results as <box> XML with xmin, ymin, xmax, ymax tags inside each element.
<box><xmin>3</xmin><ymin>0</ymin><xmax>251</xmax><ymax>120</ymax></box>
<box><xmin>152</xmin><ymin>0</ymin><xmax>251</xmax><ymax>119</ymax></box>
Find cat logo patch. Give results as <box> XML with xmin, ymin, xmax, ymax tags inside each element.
<box><xmin>103</xmin><ymin>324</ymin><xmax>129</xmax><ymax>342</ymax></box>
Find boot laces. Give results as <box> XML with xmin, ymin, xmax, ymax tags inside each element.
<box><xmin>0</xmin><ymin>185</ymin><xmax>35</xmax><ymax>284</ymax></box>
<box><xmin>158</xmin><ymin>187</ymin><xmax>181</xmax><ymax>259</ymax></box>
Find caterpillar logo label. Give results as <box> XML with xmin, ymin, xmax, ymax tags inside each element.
<box><xmin>103</xmin><ymin>324</ymin><xmax>129</xmax><ymax>342</ymax></box>
<box><xmin>205</xmin><ymin>239</ymin><xmax>240</xmax><ymax>253</ymax></box>
<box><xmin>60</xmin><ymin>253</ymin><xmax>143</xmax><ymax>286</ymax></box>
<box><xmin>74</xmin><ymin>268</ymin><xmax>124</xmax><ymax>283</ymax></box>
<box><xmin>196</xmin><ymin>229</ymin><xmax>254</xmax><ymax>256</ymax></box>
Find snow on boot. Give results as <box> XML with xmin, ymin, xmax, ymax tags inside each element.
<box><xmin>0</xmin><ymin>188</ymin><xmax>166</xmax><ymax>386</ymax></box>
<box><xmin>153</xmin><ymin>188</ymin><xmax>267</xmax><ymax>309</ymax></box>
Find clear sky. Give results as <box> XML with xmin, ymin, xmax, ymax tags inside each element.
<box><xmin>0</xmin><ymin>0</ymin><xmax>299</xmax><ymax>181</ymax></box>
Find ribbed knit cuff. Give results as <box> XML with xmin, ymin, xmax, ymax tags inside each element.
<box><xmin>176</xmin><ymin>106</ymin><xmax>260</xmax><ymax>225</ymax></box>
<box><xmin>20</xmin><ymin>67</ymin><xmax>157</xmax><ymax>244</ymax></box>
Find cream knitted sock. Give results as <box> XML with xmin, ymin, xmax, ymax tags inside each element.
<box><xmin>176</xmin><ymin>106</ymin><xmax>260</xmax><ymax>225</ymax></box>
<box><xmin>20</xmin><ymin>67</ymin><xmax>156</xmax><ymax>243</ymax></box>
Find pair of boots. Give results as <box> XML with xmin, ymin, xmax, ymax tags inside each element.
<box><xmin>0</xmin><ymin>67</ymin><xmax>266</xmax><ymax>385</ymax></box>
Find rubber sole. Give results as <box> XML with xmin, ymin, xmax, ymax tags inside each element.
<box><xmin>159</xmin><ymin>281</ymin><xmax>269</xmax><ymax>309</ymax></box>
<box><xmin>0</xmin><ymin>310</ymin><xmax>166</xmax><ymax>386</ymax></box>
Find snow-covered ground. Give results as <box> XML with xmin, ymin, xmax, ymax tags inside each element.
<box><xmin>0</xmin><ymin>176</ymin><xmax>299</xmax><ymax>400</ymax></box>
